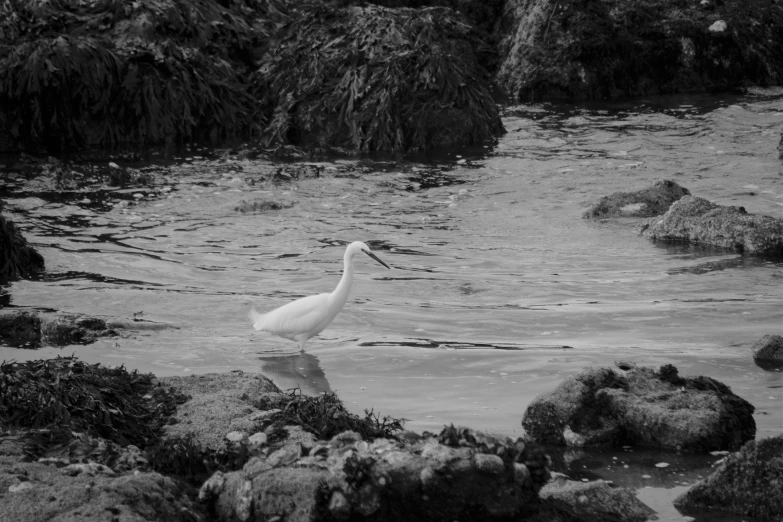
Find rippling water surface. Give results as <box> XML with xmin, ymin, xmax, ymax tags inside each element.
<box><xmin>2</xmin><ymin>92</ymin><xmax>782</xmax><ymax>521</ymax></box>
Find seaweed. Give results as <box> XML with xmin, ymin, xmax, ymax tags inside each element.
<box><xmin>256</xmin><ymin>2</ymin><xmax>503</xmax><ymax>152</ymax></box>
<box><xmin>0</xmin><ymin>356</ymin><xmax>188</xmax><ymax>450</ymax></box>
<box><xmin>272</xmin><ymin>387</ymin><xmax>406</xmax><ymax>440</ymax></box>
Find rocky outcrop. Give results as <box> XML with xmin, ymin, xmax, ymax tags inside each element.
<box><xmin>583</xmin><ymin>179</ymin><xmax>690</xmax><ymax>219</ymax></box>
<box><xmin>674</xmin><ymin>435</ymin><xmax>783</xmax><ymax>521</ymax></box>
<box><xmin>199</xmin><ymin>427</ymin><xmax>551</xmax><ymax>522</ymax></box>
<box><xmin>540</xmin><ymin>474</ymin><xmax>656</xmax><ymax>522</ymax></box>
<box><xmin>751</xmin><ymin>334</ymin><xmax>783</xmax><ymax>361</ymax></box>
<box><xmin>0</xmin><ymin>213</ymin><xmax>44</xmax><ymax>284</ymax></box>
<box><xmin>497</xmin><ymin>0</ymin><xmax>783</xmax><ymax>101</ymax></box>
<box><xmin>522</xmin><ymin>363</ymin><xmax>755</xmax><ymax>452</ymax></box>
<box><xmin>0</xmin><ymin>311</ymin><xmax>119</xmax><ymax>348</ymax></box>
<box><xmin>640</xmin><ymin>195</ymin><xmax>783</xmax><ymax>256</ymax></box>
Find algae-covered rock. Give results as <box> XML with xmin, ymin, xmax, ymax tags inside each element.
<box><xmin>640</xmin><ymin>195</ymin><xmax>783</xmax><ymax>256</ymax></box>
<box><xmin>540</xmin><ymin>475</ymin><xmax>656</xmax><ymax>522</ymax></box>
<box><xmin>200</xmin><ymin>427</ymin><xmax>549</xmax><ymax>522</ymax></box>
<box><xmin>0</xmin><ymin>311</ymin><xmax>118</xmax><ymax>348</ymax></box>
<box><xmin>751</xmin><ymin>334</ymin><xmax>783</xmax><ymax>361</ymax></box>
<box><xmin>497</xmin><ymin>0</ymin><xmax>783</xmax><ymax>101</ymax></box>
<box><xmin>522</xmin><ymin>363</ymin><xmax>755</xmax><ymax>452</ymax></box>
<box><xmin>674</xmin><ymin>435</ymin><xmax>783</xmax><ymax>521</ymax></box>
<box><xmin>0</xmin><ymin>213</ymin><xmax>44</xmax><ymax>284</ymax></box>
<box><xmin>257</xmin><ymin>3</ymin><xmax>504</xmax><ymax>153</ymax></box>
<box><xmin>583</xmin><ymin>179</ymin><xmax>690</xmax><ymax>219</ymax></box>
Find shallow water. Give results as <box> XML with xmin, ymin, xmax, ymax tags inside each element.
<box><xmin>2</xmin><ymin>91</ymin><xmax>783</xmax><ymax>521</ymax></box>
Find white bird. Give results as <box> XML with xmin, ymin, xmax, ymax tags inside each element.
<box><xmin>250</xmin><ymin>241</ymin><xmax>391</xmax><ymax>351</ymax></box>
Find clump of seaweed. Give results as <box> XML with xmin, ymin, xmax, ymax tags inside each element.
<box><xmin>0</xmin><ymin>356</ymin><xmax>188</xmax><ymax>452</ymax></box>
<box><xmin>256</xmin><ymin>2</ymin><xmax>503</xmax><ymax>152</ymax></box>
<box><xmin>271</xmin><ymin>387</ymin><xmax>406</xmax><ymax>440</ymax></box>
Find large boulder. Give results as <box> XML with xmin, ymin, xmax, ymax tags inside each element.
<box><xmin>640</xmin><ymin>195</ymin><xmax>783</xmax><ymax>256</ymax></box>
<box><xmin>540</xmin><ymin>474</ymin><xmax>656</xmax><ymax>522</ymax></box>
<box><xmin>199</xmin><ymin>427</ymin><xmax>551</xmax><ymax>522</ymax></box>
<box><xmin>583</xmin><ymin>179</ymin><xmax>690</xmax><ymax>219</ymax></box>
<box><xmin>497</xmin><ymin>0</ymin><xmax>783</xmax><ymax>101</ymax></box>
<box><xmin>522</xmin><ymin>363</ymin><xmax>755</xmax><ymax>452</ymax></box>
<box><xmin>674</xmin><ymin>435</ymin><xmax>783</xmax><ymax>521</ymax></box>
<box><xmin>0</xmin><ymin>213</ymin><xmax>44</xmax><ymax>284</ymax></box>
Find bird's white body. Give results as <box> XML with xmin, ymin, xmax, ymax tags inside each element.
<box><xmin>250</xmin><ymin>241</ymin><xmax>390</xmax><ymax>351</ymax></box>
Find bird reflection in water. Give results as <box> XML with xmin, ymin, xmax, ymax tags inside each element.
<box><xmin>257</xmin><ymin>351</ymin><xmax>331</xmax><ymax>396</ymax></box>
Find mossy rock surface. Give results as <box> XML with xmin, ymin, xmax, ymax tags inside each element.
<box><xmin>522</xmin><ymin>363</ymin><xmax>756</xmax><ymax>452</ymax></box>
<box><xmin>641</xmin><ymin>195</ymin><xmax>783</xmax><ymax>256</ymax></box>
<box><xmin>583</xmin><ymin>179</ymin><xmax>691</xmax><ymax>219</ymax></box>
<box><xmin>674</xmin><ymin>435</ymin><xmax>783</xmax><ymax>520</ymax></box>
<box><xmin>0</xmin><ymin>214</ymin><xmax>44</xmax><ymax>284</ymax></box>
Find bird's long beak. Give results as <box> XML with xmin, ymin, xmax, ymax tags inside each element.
<box><xmin>363</xmin><ymin>249</ymin><xmax>391</xmax><ymax>269</ymax></box>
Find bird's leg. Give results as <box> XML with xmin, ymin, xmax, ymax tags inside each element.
<box><xmin>298</xmin><ymin>339</ymin><xmax>307</xmax><ymax>352</ymax></box>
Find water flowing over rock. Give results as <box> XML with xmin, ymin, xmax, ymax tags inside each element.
<box><xmin>521</xmin><ymin>363</ymin><xmax>756</xmax><ymax>452</ymax></box>
<box><xmin>583</xmin><ymin>179</ymin><xmax>690</xmax><ymax>219</ymax></box>
<box><xmin>640</xmin><ymin>195</ymin><xmax>783</xmax><ymax>256</ymax></box>
<box><xmin>199</xmin><ymin>427</ymin><xmax>550</xmax><ymax>522</ymax></box>
<box><xmin>674</xmin><ymin>435</ymin><xmax>783</xmax><ymax>521</ymax></box>
<box><xmin>540</xmin><ymin>474</ymin><xmax>656</xmax><ymax>522</ymax></box>
<box><xmin>497</xmin><ymin>0</ymin><xmax>783</xmax><ymax>101</ymax></box>
<box><xmin>0</xmin><ymin>213</ymin><xmax>44</xmax><ymax>284</ymax></box>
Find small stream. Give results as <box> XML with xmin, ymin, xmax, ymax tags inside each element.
<box><xmin>2</xmin><ymin>91</ymin><xmax>782</xmax><ymax>521</ymax></box>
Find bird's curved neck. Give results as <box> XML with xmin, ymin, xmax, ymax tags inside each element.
<box><xmin>331</xmin><ymin>251</ymin><xmax>355</xmax><ymax>304</ymax></box>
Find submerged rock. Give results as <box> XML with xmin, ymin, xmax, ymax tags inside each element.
<box><xmin>234</xmin><ymin>199</ymin><xmax>295</xmax><ymax>213</ymax></box>
<box><xmin>0</xmin><ymin>311</ymin><xmax>118</xmax><ymax>348</ymax></box>
<box><xmin>497</xmin><ymin>0</ymin><xmax>783</xmax><ymax>101</ymax></box>
<box><xmin>640</xmin><ymin>195</ymin><xmax>783</xmax><ymax>256</ymax></box>
<box><xmin>200</xmin><ymin>427</ymin><xmax>549</xmax><ymax>522</ymax></box>
<box><xmin>540</xmin><ymin>474</ymin><xmax>656</xmax><ymax>522</ymax></box>
<box><xmin>522</xmin><ymin>363</ymin><xmax>755</xmax><ymax>452</ymax></box>
<box><xmin>0</xmin><ymin>213</ymin><xmax>44</xmax><ymax>284</ymax></box>
<box><xmin>674</xmin><ymin>435</ymin><xmax>783</xmax><ymax>521</ymax></box>
<box><xmin>583</xmin><ymin>179</ymin><xmax>690</xmax><ymax>219</ymax></box>
<box><xmin>751</xmin><ymin>334</ymin><xmax>783</xmax><ymax>361</ymax></box>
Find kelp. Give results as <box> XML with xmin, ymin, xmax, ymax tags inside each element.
<box><xmin>0</xmin><ymin>356</ymin><xmax>188</xmax><ymax>447</ymax></box>
<box><xmin>256</xmin><ymin>3</ymin><xmax>504</xmax><ymax>152</ymax></box>
<box><xmin>0</xmin><ymin>213</ymin><xmax>44</xmax><ymax>284</ymax></box>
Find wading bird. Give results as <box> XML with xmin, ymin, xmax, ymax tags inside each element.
<box><xmin>250</xmin><ymin>241</ymin><xmax>391</xmax><ymax>351</ymax></box>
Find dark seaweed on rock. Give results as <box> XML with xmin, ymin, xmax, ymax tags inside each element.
<box><xmin>0</xmin><ymin>214</ymin><xmax>45</xmax><ymax>284</ymax></box>
<box><xmin>256</xmin><ymin>3</ymin><xmax>504</xmax><ymax>152</ymax></box>
<box><xmin>273</xmin><ymin>387</ymin><xmax>406</xmax><ymax>440</ymax></box>
<box><xmin>0</xmin><ymin>0</ymin><xmax>267</xmax><ymax>152</ymax></box>
<box><xmin>0</xmin><ymin>357</ymin><xmax>188</xmax><ymax>450</ymax></box>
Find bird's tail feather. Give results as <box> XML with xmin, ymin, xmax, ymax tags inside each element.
<box><xmin>249</xmin><ymin>308</ymin><xmax>265</xmax><ymax>331</ymax></box>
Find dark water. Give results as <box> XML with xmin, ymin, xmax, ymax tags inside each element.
<box><xmin>2</xmin><ymin>91</ymin><xmax>782</xmax><ymax>521</ymax></box>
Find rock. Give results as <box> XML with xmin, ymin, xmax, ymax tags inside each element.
<box><xmin>497</xmin><ymin>0</ymin><xmax>783</xmax><ymax>101</ymax></box>
<box><xmin>583</xmin><ymin>179</ymin><xmax>690</xmax><ymax>219</ymax></box>
<box><xmin>0</xmin><ymin>213</ymin><xmax>44</xmax><ymax>284</ymax></box>
<box><xmin>152</xmin><ymin>372</ymin><xmax>282</xmax><ymax>477</ymax></box>
<box><xmin>674</xmin><ymin>435</ymin><xmax>783</xmax><ymax>521</ymax></box>
<box><xmin>0</xmin><ymin>311</ymin><xmax>119</xmax><ymax>348</ymax></box>
<box><xmin>540</xmin><ymin>475</ymin><xmax>656</xmax><ymax>522</ymax></box>
<box><xmin>234</xmin><ymin>199</ymin><xmax>295</xmax><ymax>213</ymax></box>
<box><xmin>640</xmin><ymin>195</ymin><xmax>783</xmax><ymax>256</ymax></box>
<box><xmin>201</xmin><ymin>427</ymin><xmax>549</xmax><ymax>522</ymax></box>
<box><xmin>0</xmin><ymin>457</ymin><xmax>203</xmax><ymax>521</ymax></box>
<box><xmin>778</xmin><ymin>131</ymin><xmax>783</xmax><ymax>159</ymax></box>
<box><xmin>752</xmin><ymin>334</ymin><xmax>783</xmax><ymax>360</ymax></box>
<box><xmin>522</xmin><ymin>363</ymin><xmax>755</xmax><ymax>452</ymax></box>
